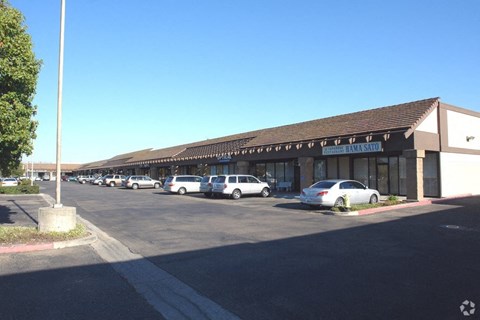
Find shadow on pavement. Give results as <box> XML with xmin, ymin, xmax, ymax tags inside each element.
<box><xmin>1</xmin><ymin>196</ymin><xmax>479</xmax><ymax>320</ymax></box>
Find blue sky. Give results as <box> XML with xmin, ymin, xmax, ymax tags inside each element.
<box><xmin>10</xmin><ymin>0</ymin><xmax>480</xmax><ymax>164</ymax></box>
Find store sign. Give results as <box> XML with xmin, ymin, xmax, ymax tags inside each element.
<box><xmin>217</xmin><ymin>155</ymin><xmax>232</xmax><ymax>163</ymax></box>
<box><xmin>322</xmin><ymin>141</ymin><xmax>382</xmax><ymax>155</ymax></box>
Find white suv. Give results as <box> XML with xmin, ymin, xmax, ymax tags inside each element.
<box><xmin>163</xmin><ymin>175</ymin><xmax>202</xmax><ymax>195</ymax></box>
<box><xmin>212</xmin><ymin>174</ymin><xmax>271</xmax><ymax>199</ymax></box>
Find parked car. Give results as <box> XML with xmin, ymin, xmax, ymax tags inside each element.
<box><xmin>91</xmin><ymin>176</ymin><xmax>106</xmax><ymax>185</ymax></box>
<box><xmin>68</xmin><ymin>176</ymin><xmax>78</xmax><ymax>182</ymax></box>
<box><xmin>0</xmin><ymin>177</ymin><xmax>19</xmax><ymax>187</ymax></box>
<box><xmin>102</xmin><ymin>174</ymin><xmax>126</xmax><ymax>187</ymax></box>
<box><xmin>124</xmin><ymin>175</ymin><xmax>162</xmax><ymax>190</ymax></box>
<box><xmin>163</xmin><ymin>175</ymin><xmax>202</xmax><ymax>195</ymax></box>
<box><xmin>300</xmin><ymin>179</ymin><xmax>380</xmax><ymax>208</ymax></box>
<box><xmin>77</xmin><ymin>175</ymin><xmax>95</xmax><ymax>184</ymax></box>
<box><xmin>212</xmin><ymin>174</ymin><xmax>271</xmax><ymax>200</ymax></box>
<box><xmin>199</xmin><ymin>175</ymin><xmax>218</xmax><ymax>197</ymax></box>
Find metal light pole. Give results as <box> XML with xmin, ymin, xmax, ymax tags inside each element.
<box><xmin>54</xmin><ymin>0</ymin><xmax>65</xmax><ymax>208</ymax></box>
<box><xmin>38</xmin><ymin>0</ymin><xmax>76</xmax><ymax>232</ymax></box>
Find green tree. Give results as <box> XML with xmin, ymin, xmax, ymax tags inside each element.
<box><xmin>0</xmin><ymin>0</ymin><xmax>41</xmax><ymax>176</ymax></box>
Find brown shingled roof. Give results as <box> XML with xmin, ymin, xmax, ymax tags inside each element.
<box><xmin>243</xmin><ymin>97</ymin><xmax>439</xmax><ymax>147</ymax></box>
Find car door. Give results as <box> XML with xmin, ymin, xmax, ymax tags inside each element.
<box><xmin>247</xmin><ymin>176</ymin><xmax>262</xmax><ymax>194</ymax></box>
<box><xmin>339</xmin><ymin>181</ymin><xmax>357</xmax><ymax>204</ymax></box>
<box><xmin>141</xmin><ymin>176</ymin><xmax>152</xmax><ymax>188</ymax></box>
<box><xmin>351</xmin><ymin>181</ymin><xmax>369</xmax><ymax>204</ymax></box>
<box><xmin>237</xmin><ymin>175</ymin><xmax>250</xmax><ymax>194</ymax></box>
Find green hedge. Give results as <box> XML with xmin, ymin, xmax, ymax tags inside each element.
<box><xmin>0</xmin><ymin>180</ymin><xmax>39</xmax><ymax>194</ymax></box>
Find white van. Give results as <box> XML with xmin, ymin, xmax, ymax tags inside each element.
<box><xmin>163</xmin><ymin>175</ymin><xmax>202</xmax><ymax>195</ymax></box>
<box><xmin>212</xmin><ymin>174</ymin><xmax>271</xmax><ymax>199</ymax></box>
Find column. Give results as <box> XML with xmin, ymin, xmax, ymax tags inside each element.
<box><xmin>403</xmin><ymin>149</ymin><xmax>425</xmax><ymax>201</ymax></box>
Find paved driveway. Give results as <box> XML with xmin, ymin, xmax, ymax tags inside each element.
<box><xmin>40</xmin><ymin>182</ymin><xmax>480</xmax><ymax>319</ymax></box>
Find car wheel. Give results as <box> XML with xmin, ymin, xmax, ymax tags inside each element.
<box><xmin>261</xmin><ymin>187</ymin><xmax>270</xmax><ymax>198</ymax></box>
<box><xmin>109</xmin><ymin>181</ymin><xmax>115</xmax><ymax>187</ymax></box>
<box><xmin>369</xmin><ymin>194</ymin><xmax>379</xmax><ymax>204</ymax></box>
<box><xmin>81</xmin><ymin>180</ymin><xmax>86</xmax><ymax>184</ymax></box>
<box><xmin>154</xmin><ymin>183</ymin><xmax>160</xmax><ymax>189</ymax></box>
<box><xmin>98</xmin><ymin>182</ymin><xmax>102</xmax><ymax>186</ymax></box>
<box><xmin>178</xmin><ymin>187</ymin><xmax>186</xmax><ymax>195</ymax></box>
<box><xmin>132</xmin><ymin>184</ymin><xmax>139</xmax><ymax>190</ymax></box>
<box><xmin>231</xmin><ymin>189</ymin><xmax>242</xmax><ymax>200</ymax></box>
<box><xmin>334</xmin><ymin>197</ymin><xmax>345</xmax><ymax>207</ymax></box>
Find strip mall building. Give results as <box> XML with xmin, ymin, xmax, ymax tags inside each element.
<box><xmin>77</xmin><ymin>98</ymin><xmax>480</xmax><ymax>201</ymax></box>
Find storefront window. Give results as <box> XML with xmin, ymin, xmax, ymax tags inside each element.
<box><xmin>256</xmin><ymin>163</ymin><xmax>266</xmax><ymax>181</ymax></box>
<box><xmin>266</xmin><ymin>163</ymin><xmax>275</xmax><ymax>187</ymax></box>
<box><xmin>389</xmin><ymin>156</ymin><xmax>399</xmax><ymax>195</ymax></box>
<box><xmin>353</xmin><ymin>158</ymin><xmax>368</xmax><ymax>186</ymax></box>
<box><xmin>399</xmin><ymin>157</ymin><xmax>406</xmax><ymax>195</ymax></box>
<box><xmin>369</xmin><ymin>157</ymin><xmax>376</xmax><ymax>190</ymax></box>
<box><xmin>327</xmin><ymin>158</ymin><xmax>338</xmax><ymax>179</ymax></box>
<box><xmin>424</xmin><ymin>152</ymin><xmax>439</xmax><ymax>197</ymax></box>
<box><xmin>275</xmin><ymin>163</ymin><xmax>285</xmax><ymax>184</ymax></box>
<box><xmin>285</xmin><ymin>161</ymin><xmax>294</xmax><ymax>184</ymax></box>
<box><xmin>339</xmin><ymin>157</ymin><xmax>350</xmax><ymax>179</ymax></box>
<box><xmin>314</xmin><ymin>159</ymin><xmax>326</xmax><ymax>182</ymax></box>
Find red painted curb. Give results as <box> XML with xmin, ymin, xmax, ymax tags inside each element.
<box><xmin>0</xmin><ymin>242</ymin><xmax>54</xmax><ymax>254</ymax></box>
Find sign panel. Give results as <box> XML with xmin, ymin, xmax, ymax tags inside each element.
<box><xmin>322</xmin><ymin>141</ymin><xmax>382</xmax><ymax>156</ymax></box>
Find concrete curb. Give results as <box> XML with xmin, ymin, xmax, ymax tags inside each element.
<box><xmin>0</xmin><ymin>193</ymin><xmax>97</xmax><ymax>254</ymax></box>
<box><xmin>0</xmin><ymin>233</ymin><xmax>97</xmax><ymax>254</ymax></box>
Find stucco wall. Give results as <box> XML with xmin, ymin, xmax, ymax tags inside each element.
<box><xmin>440</xmin><ymin>152</ymin><xmax>480</xmax><ymax>197</ymax></box>
<box><xmin>416</xmin><ymin>108</ymin><xmax>438</xmax><ymax>134</ymax></box>
<box><xmin>447</xmin><ymin>110</ymin><xmax>480</xmax><ymax>150</ymax></box>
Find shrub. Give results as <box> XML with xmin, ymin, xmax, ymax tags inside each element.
<box><xmin>0</xmin><ymin>181</ymin><xmax>39</xmax><ymax>194</ymax></box>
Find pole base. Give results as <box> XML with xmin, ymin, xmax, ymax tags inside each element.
<box><xmin>38</xmin><ymin>206</ymin><xmax>76</xmax><ymax>232</ymax></box>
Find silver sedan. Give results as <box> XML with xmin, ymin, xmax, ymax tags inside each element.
<box><xmin>300</xmin><ymin>179</ymin><xmax>380</xmax><ymax>208</ymax></box>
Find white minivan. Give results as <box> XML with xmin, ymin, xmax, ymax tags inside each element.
<box><xmin>212</xmin><ymin>174</ymin><xmax>271</xmax><ymax>199</ymax></box>
<box><xmin>163</xmin><ymin>175</ymin><xmax>202</xmax><ymax>195</ymax></box>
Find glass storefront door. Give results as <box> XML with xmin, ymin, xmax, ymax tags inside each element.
<box><xmin>377</xmin><ymin>157</ymin><xmax>389</xmax><ymax>195</ymax></box>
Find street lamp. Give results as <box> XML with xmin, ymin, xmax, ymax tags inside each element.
<box><xmin>38</xmin><ymin>0</ymin><xmax>77</xmax><ymax>232</ymax></box>
<box><xmin>54</xmin><ymin>0</ymin><xmax>65</xmax><ymax>208</ymax></box>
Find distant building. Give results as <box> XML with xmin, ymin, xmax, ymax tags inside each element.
<box><xmin>75</xmin><ymin>98</ymin><xmax>480</xmax><ymax>201</ymax></box>
<box><xmin>22</xmin><ymin>163</ymin><xmax>81</xmax><ymax>180</ymax></box>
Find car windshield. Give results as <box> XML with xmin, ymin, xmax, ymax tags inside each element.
<box><xmin>311</xmin><ymin>181</ymin><xmax>337</xmax><ymax>189</ymax></box>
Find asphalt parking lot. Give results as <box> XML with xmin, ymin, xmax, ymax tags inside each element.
<box><xmin>17</xmin><ymin>182</ymin><xmax>480</xmax><ymax>319</ymax></box>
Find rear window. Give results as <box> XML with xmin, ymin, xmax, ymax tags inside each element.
<box><xmin>216</xmin><ymin>176</ymin><xmax>226</xmax><ymax>183</ymax></box>
<box><xmin>201</xmin><ymin>176</ymin><xmax>210</xmax><ymax>183</ymax></box>
<box><xmin>165</xmin><ymin>177</ymin><xmax>174</xmax><ymax>183</ymax></box>
<box><xmin>311</xmin><ymin>181</ymin><xmax>336</xmax><ymax>189</ymax></box>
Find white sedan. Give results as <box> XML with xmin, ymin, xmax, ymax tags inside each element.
<box><xmin>0</xmin><ymin>178</ymin><xmax>19</xmax><ymax>187</ymax></box>
<box><xmin>300</xmin><ymin>179</ymin><xmax>380</xmax><ymax>208</ymax></box>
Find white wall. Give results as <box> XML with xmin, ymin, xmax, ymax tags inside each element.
<box><xmin>416</xmin><ymin>108</ymin><xmax>438</xmax><ymax>134</ymax></box>
<box><xmin>447</xmin><ymin>110</ymin><xmax>480</xmax><ymax>150</ymax></box>
<box><xmin>440</xmin><ymin>152</ymin><xmax>480</xmax><ymax>197</ymax></box>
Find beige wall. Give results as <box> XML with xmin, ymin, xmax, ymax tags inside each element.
<box><xmin>440</xmin><ymin>152</ymin><xmax>480</xmax><ymax>197</ymax></box>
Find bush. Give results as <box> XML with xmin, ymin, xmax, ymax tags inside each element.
<box><xmin>0</xmin><ymin>180</ymin><xmax>39</xmax><ymax>194</ymax></box>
